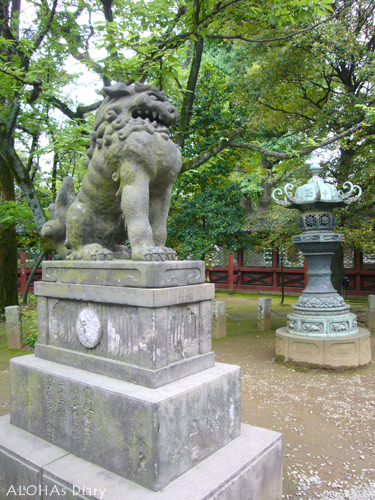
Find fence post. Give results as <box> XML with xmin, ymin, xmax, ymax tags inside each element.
<box><xmin>368</xmin><ymin>295</ymin><xmax>375</xmax><ymax>329</ymax></box>
<box><xmin>5</xmin><ymin>305</ymin><xmax>23</xmax><ymax>349</ymax></box>
<box><xmin>212</xmin><ymin>302</ymin><xmax>227</xmax><ymax>339</ymax></box>
<box><xmin>228</xmin><ymin>253</ymin><xmax>234</xmax><ymax>292</ymax></box>
<box><xmin>258</xmin><ymin>297</ymin><xmax>271</xmax><ymax>332</ymax></box>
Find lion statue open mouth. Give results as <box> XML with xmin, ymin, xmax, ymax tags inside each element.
<box><xmin>42</xmin><ymin>82</ymin><xmax>182</xmax><ymax>262</ymax></box>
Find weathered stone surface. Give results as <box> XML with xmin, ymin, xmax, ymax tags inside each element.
<box><xmin>34</xmin><ymin>280</ymin><xmax>214</xmax><ymax>385</ymax></box>
<box><xmin>4</xmin><ymin>258</ymin><xmax>283</xmax><ymax>498</ymax></box>
<box><xmin>0</xmin><ymin>414</ymin><xmax>282</xmax><ymax>500</ymax></box>
<box><xmin>0</xmin><ymin>415</ymin><xmax>68</xmax><ymax>500</ymax></box>
<box><xmin>258</xmin><ymin>297</ymin><xmax>271</xmax><ymax>332</ymax></box>
<box><xmin>368</xmin><ymin>295</ymin><xmax>375</xmax><ymax>330</ymax></box>
<box><xmin>35</xmin><ymin>344</ymin><xmax>215</xmax><ymax>388</ymax></box>
<box><xmin>42</xmin><ymin>260</ymin><xmax>206</xmax><ymax>288</ymax></box>
<box><xmin>42</xmin><ymin>83</ymin><xmax>182</xmax><ymax>262</ymax></box>
<box><xmin>34</xmin><ymin>281</ymin><xmax>215</xmax><ymax>308</ymax></box>
<box><xmin>276</xmin><ymin>326</ymin><xmax>372</xmax><ymax>368</ymax></box>
<box><xmin>10</xmin><ymin>355</ymin><xmax>241</xmax><ymax>492</ymax></box>
<box><xmin>5</xmin><ymin>306</ymin><xmax>23</xmax><ymax>350</ymax></box>
<box><xmin>212</xmin><ymin>301</ymin><xmax>227</xmax><ymax>339</ymax></box>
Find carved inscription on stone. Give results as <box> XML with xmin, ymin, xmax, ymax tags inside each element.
<box><xmin>83</xmin><ymin>387</ymin><xmax>94</xmax><ymax>443</ymax></box>
<box><xmin>71</xmin><ymin>384</ymin><xmax>80</xmax><ymax>444</ymax></box>
<box><xmin>76</xmin><ymin>308</ymin><xmax>101</xmax><ymax>348</ymax></box>
<box><xmin>57</xmin><ymin>381</ymin><xmax>68</xmax><ymax>423</ymax></box>
<box><xmin>46</xmin><ymin>376</ymin><xmax>57</xmax><ymax>443</ymax></box>
<box><xmin>45</xmin><ymin>377</ymin><xmax>95</xmax><ymax>446</ymax></box>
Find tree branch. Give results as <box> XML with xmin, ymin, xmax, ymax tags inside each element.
<box><xmin>181</xmin><ymin>128</ymin><xmax>243</xmax><ymax>172</ymax></box>
<box><xmin>46</xmin><ymin>96</ymin><xmax>102</xmax><ymax>120</ymax></box>
<box><xmin>258</xmin><ymin>100</ymin><xmax>316</xmax><ymax>123</ymax></box>
<box><xmin>230</xmin><ymin>121</ymin><xmax>367</xmax><ymax>159</ymax></box>
<box><xmin>33</xmin><ymin>0</ymin><xmax>59</xmax><ymax>52</ymax></box>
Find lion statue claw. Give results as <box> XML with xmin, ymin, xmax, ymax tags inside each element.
<box><xmin>42</xmin><ymin>82</ymin><xmax>182</xmax><ymax>261</ymax></box>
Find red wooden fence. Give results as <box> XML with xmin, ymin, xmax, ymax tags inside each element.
<box><xmin>207</xmin><ymin>249</ymin><xmax>375</xmax><ymax>297</ymax></box>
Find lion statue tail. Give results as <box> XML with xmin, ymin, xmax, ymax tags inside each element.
<box><xmin>41</xmin><ymin>176</ymin><xmax>76</xmax><ymax>259</ymax></box>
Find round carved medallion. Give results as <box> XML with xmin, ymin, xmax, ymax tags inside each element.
<box><xmin>76</xmin><ymin>308</ymin><xmax>101</xmax><ymax>348</ymax></box>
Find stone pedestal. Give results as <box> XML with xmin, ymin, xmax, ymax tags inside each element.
<box><xmin>2</xmin><ymin>260</ymin><xmax>282</xmax><ymax>499</ymax></box>
<box><xmin>275</xmin><ymin>232</ymin><xmax>372</xmax><ymax>369</ymax></box>
<box><xmin>276</xmin><ymin>327</ymin><xmax>371</xmax><ymax>369</ymax></box>
<box><xmin>0</xmin><ymin>415</ymin><xmax>282</xmax><ymax>500</ymax></box>
<box><xmin>5</xmin><ymin>305</ymin><xmax>23</xmax><ymax>349</ymax></box>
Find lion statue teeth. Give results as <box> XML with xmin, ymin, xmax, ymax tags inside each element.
<box><xmin>42</xmin><ymin>82</ymin><xmax>182</xmax><ymax>262</ymax></box>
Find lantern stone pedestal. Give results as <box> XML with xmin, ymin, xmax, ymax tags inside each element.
<box><xmin>0</xmin><ymin>260</ymin><xmax>282</xmax><ymax>499</ymax></box>
<box><xmin>276</xmin><ymin>327</ymin><xmax>371</xmax><ymax>369</ymax></box>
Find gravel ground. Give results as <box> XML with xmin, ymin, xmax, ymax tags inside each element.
<box><xmin>213</xmin><ymin>296</ymin><xmax>375</xmax><ymax>500</ymax></box>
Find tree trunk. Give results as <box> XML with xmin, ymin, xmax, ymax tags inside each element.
<box><xmin>1</xmin><ymin>140</ymin><xmax>47</xmax><ymax>232</ymax></box>
<box><xmin>175</xmin><ymin>36</ymin><xmax>204</xmax><ymax>149</ymax></box>
<box><xmin>0</xmin><ymin>157</ymin><xmax>19</xmax><ymax>311</ymax></box>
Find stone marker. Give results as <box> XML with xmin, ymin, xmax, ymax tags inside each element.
<box><xmin>258</xmin><ymin>297</ymin><xmax>271</xmax><ymax>332</ymax></box>
<box><xmin>368</xmin><ymin>295</ymin><xmax>375</xmax><ymax>329</ymax></box>
<box><xmin>5</xmin><ymin>305</ymin><xmax>23</xmax><ymax>349</ymax></box>
<box><xmin>212</xmin><ymin>301</ymin><xmax>227</xmax><ymax>339</ymax></box>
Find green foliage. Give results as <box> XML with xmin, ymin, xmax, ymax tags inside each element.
<box><xmin>168</xmin><ymin>156</ymin><xmax>253</xmax><ymax>260</ymax></box>
<box><xmin>21</xmin><ymin>296</ymin><xmax>38</xmax><ymax>347</ymax></box>
<box><xmin>0</xmin><ymin>0</ymin><xmax>347</xmax><ymax>266</ymax></box>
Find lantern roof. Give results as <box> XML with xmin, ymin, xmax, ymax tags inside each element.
<box><xmin>272</xmin><ymin>164</ymin><xmax>362</xmax><ymax>210</ymax></box>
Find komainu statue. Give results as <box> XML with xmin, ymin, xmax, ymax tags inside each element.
<box><xmin>42</xmin><ymin>82</ymin><xmax>182</xmax><ymax>261</ymax></box>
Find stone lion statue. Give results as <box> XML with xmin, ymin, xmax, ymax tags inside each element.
<box><xmin>42</xmin><ymin>82</ymin><xmax>182</xmax><ymax>261</ymax></box>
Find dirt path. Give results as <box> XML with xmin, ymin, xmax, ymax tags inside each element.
<box><xmin>214</xmin><ymin>295</ymin><xmax>375</xmax><ymax>499</ymax></box>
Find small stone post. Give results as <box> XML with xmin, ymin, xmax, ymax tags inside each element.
<box><xmin>5</xmin><ymin>305</ymin><xmax>23</xmax><ymax>349</ymax></box>
<box><xmin>212</xmin><ymin>301</ymin><xmax>227</xmax><ymax>339</ymax></box>
<box><xmin>368</xmin><ymin>295</ymin><xmax>375</xmax><ymax>330</ymax></box>
<box><xmin>258</xmin><ymin>297</ymin><xmax>271</xmax><ymax>332</ymax></box>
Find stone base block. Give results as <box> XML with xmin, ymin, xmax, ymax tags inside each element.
<box><xmin>10</xmin><ymin>355</ymin><xmax>241</xmax><ymax>492</ymax></box>
<box><xmin>41</xmin><ymin>260</ymin><xmax>206</xmax><ymax>288</ymax></box>
<box><xmin>276</xmin><ymin>327</ymin><xmax>372</xmax><ymax>369</ymax></box>
<box><xmin>35</xmin><ymin>344</ymin><xmax>215</xmax><ymax>389</ymax></box>
<box><xmin>0</xmin><ymin>415</ymin><xmax>282</xmax><ymax>500</ymax></box>
<box><xmin>35</xmin><ymin>281</ymin><xmax>215</xmax><ymax>387</ymax></box>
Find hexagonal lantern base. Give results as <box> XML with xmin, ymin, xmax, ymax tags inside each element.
<box><xmin>276</xmin><ymin>327</ymin><xmax>372</xmax><ymax>369</ymax></box>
